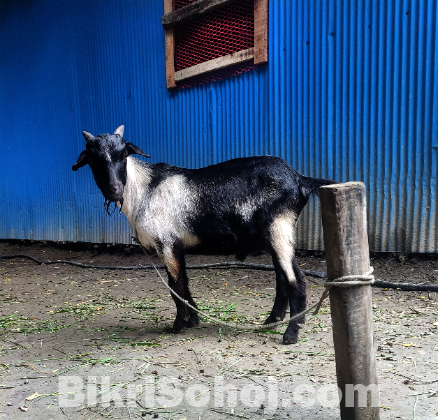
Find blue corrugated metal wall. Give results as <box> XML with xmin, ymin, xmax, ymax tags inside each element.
<box><xmin>1</xmin><ymin>0</ymin><xmax>437</xmax><ymax>252</ymax></box>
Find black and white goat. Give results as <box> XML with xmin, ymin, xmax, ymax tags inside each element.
<box><xmin>72</xmin><ymin>126</ymin><xmax>334</xmax><ymax>344</ymax></box>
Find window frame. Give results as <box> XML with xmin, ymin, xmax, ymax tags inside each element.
<box><xmin>162</xmin><ymin>0</ymin><xmax>268</xmax><ymax>89</ymax></box>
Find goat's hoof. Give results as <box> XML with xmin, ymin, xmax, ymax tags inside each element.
<box><xmin>283</xmin><ymin>329</ymin><xmax>299</xmax><ymax>344</ymax></box>
<box><xmin>187</xmin><ymin>313</ymin><xmax>200</xmax><ymax>328</ymax></box>
<box><xmin>263</xmin><ymin>314</ymin><xmax>285</xmax><ymax>327</ymax></box>
<box><xmin>283</xmin><ymin>335</ymin><xmax>298</xmax><ymax>345</ymax></box>
<box><xmin>172</xmin><ymin>320</ymin><xmax>187</xmax><ymax>334</ymax></box>
<box><xmin>283</xmin><ymin>322</ymin><xmax>304</xmax><ymax>345</ymax></box>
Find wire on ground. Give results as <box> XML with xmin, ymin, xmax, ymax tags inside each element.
<box><xmin>0</xmin><ymin>254</ymin><xmax>437</xmax><ymax>292</ymax></box>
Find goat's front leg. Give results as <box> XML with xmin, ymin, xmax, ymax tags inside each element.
<box><xmin>161</xmin><ymin>241</ymin><xmax>199</xmax><ymax>333</ymax></box>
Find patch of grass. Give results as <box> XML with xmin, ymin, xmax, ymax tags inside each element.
<box><xmin>0</xmin><ymin>314</ymin><xmax>73</xmax><ymax>335</ymax></box>
<box><xmin>197</xmin><ymin>302</ymin><xmax>246</xmax><ymax>322</ymax></box>
<box><xmin>55</xmin><ymin>304</ymin><xmax>106</xmax><ymax>320</ymax></box>
<box><xmin>131</xmin><ymin>341</ymin><xmax>160</xmax><ymax>347</ymax></box>
<box><xmin>54</xmin><ymin>356</ymin><xmax>118</xmax><ymax>376</ymax></box>
<box><xmin>79</xmin><ymin>327</ymin><xmax>109</xmax><ymax>332</ymax></box>
<box><xmin>0</xmin><ymin>295</ymin><xmax>167</xmax><ymax>338</ymax></box>
<box><xmin>120</xmin><ymin>300</ymin><xmax>160</xmax><ymax>311</ymax></box>
<box><xmin>0</xmin><ymin>314</ymin><xmax>23</xmax><ymax>330</ymax></box>
<box><xmin>107</xmin><ymin>327</ymin><xmax>161</xmax><ymax>347</ymax></box>
<box><xmin>254</xmin><ymin>329</ymin><xmax>283</xmax><ymax>335</ymax></box>
<box><xmin>108</xmin><ymin>327</ymin><xmax>136</xmax><ymax>343</ymax></box>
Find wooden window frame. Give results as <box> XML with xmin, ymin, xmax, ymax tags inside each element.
<box><xmin>162</xmin><ymin>0</ymin><xmax>268</xmax><ymax>89</ymax></box>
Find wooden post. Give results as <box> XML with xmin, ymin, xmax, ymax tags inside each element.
<box><xmin>320</xmin><ymin>182</ymin><xmax>380</xmax><ymax>420</ymax></box>
<box><xmin>254</xmin><ymin>0</ymin><xmax>268</xmax><ymax>64</ymax></box>
<box><xmin>164</xmin><ymin>0</ymin><xmax>177</xmax><ymax>89</ymax></box>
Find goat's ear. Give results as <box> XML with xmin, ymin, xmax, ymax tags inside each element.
<box><xmin>114</xmin><ymin>125</ymin><xmax>124</xmax><ymax>137</ymax></box>
<box><xmin>82</xmin><ymin>131</ymin><xmax>95</xmax><ymax>142</ymax></box>
<box><xmin>126</xmin><ymin>142</ymin><xmax>150</xmax><ymax>158</ymax></box>
<box><xmin>72</xmin><ymin>150</ymin><xmax>89</xmax><ymax>171</ymax></box>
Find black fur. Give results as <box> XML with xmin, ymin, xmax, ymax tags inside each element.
<box><xmin>172</xmin><ymin>156</ymin><xmax>333</xmax><ymax>260</ymax></box>
<box><xmin>73</xmin><ymin>127</ymin><xmax>335</xmax><ymax>344</ymax></box>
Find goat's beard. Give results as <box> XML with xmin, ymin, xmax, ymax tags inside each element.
<box><xmin>104</xmin><ymin>198</ymin><xmax>123</xmax><ymax>217</ymax></box>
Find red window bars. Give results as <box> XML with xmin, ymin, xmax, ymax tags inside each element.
<box><xmin>162</xmin><ymin>0</ymin><xmax>268</xmax><ymax>89</ymax></box>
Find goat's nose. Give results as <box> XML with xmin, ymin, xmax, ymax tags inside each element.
<box><xmin>109</xmin><ymin>183</ymin><xmax>123</xmax><ymax>197</ymax></box>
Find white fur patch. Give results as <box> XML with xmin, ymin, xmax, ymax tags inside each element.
<box><xmin>136</xmin><ymin>230</ymin><xmax>157</xmax><ymax>251</ymax></box>
<box><xmin>181</xmin><ymin>232</ymin><xmax>200</xmax><ymax>247</ymax></box>
<box><xmin>234</xmin><ymin>200</ymin><xmax>258</xmax><ymax>222</ymax></box>
<box><xmin>122</xmin><ymin>159</ymin><xmax>200</xmax><ymax>253</ymax></box>
<box><xmin>269</xmin><ymin>211</ymin><xmax>297</xmax><ymax>282</ymax></box>
<box><xmin>234</xmin><ymin>187</ymin><xmax>279</xmax><ymax>222</ymax></box>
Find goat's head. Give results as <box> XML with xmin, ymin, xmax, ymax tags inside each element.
<box><xmin>72</xmin><ymin>125</ymin><xmax>150</xmax><ymax>214</ymax></box>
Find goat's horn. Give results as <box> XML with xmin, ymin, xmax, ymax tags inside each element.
<box><xmin>82</xmin><ymin>131</ymin><xmax>95</xmax><ymax>142</ymax></box>
<box><xmin>114</xmin><ymin>125</ymin><xmax>124</xmax><ymax>137</ymax></box>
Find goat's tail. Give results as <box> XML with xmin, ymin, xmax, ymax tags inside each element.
<box><xmin>301</xmin><ymin>175</ymin><xmax>337</xmax><ymax>198</ymax></box>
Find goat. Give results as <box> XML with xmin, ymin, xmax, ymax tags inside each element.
<box><xmin>72</xmin><ymin>126</ymin><xmax>334</xmax><ymax>344</ymax></box>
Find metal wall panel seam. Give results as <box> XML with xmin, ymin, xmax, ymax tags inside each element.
<box><xmin>413</xmin><ymin>1</ymin><xmax>428</xmax><ymax>251</ymax></box>
<box><xmin>386</xmin><ymin>0</ymin><xmax>400</xmax><ymax>251</ymax></box>
<box><xmin>425</xmin><ymin>0</ymin><xmax>438</xmax><ymax>251</ymax></box>
<box><xmin>361</xmin><ymin>1</ymin><xmax>372</xmax><ymax>216</ymax></box>
<box><xmin>406</xmin><ymin>0</ymin><xmax>419</xmax><ymax>251</ymax></box>
<box><xmin>367</xmin><ymin>0</ymin><xmax>378</xmax><ymax>249</ymax></box>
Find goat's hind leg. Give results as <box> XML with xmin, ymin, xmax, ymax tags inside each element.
<box><xmin>162</xmin><ymin>243</ymin><xmax>199</xmax><ymax>333</ymax></box>
<box><xmin>283</xmin><ymin>257</ymin><xmax>306</xmax><ymax>344</ymax></box>
<box><xmin>263</xmin><ymin>215</ymin><xmax>294</xmax><ymax>326</ymax></box>
<box><xmin>263</xmin><ymin>255</ymin><xmax>289</xmax><ymax>326</ymax></box>
<box><xmin>266</xmin><ymin>254</ymin><xmax>306</xmax><ymax>344</ymax></box>
<box><xmin>263</xmin><ymin>215</ymin><xmax>306</xmax><ymax>344</ymax></box>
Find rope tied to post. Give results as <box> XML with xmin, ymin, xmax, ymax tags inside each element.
<box><xmin>324</xmin><ymin>267</ymin><xmax>375</xmax><ymax>288</ymax></box>
<box><xmin>311</xmin><ymin>268</ymin><xmax>375</xmax><ymax>315</ymax></box>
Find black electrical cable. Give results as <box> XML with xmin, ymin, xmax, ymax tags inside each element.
<box><xmin>1</xmin><ymin>254</ymin><xmax>438</xmax><ymax>292</ymax></box>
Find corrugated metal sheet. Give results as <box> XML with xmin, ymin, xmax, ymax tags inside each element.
<box><xmin>0</xmin><ymin>0</ymin><xmax>437</xmax><ymax>252</ymax></box>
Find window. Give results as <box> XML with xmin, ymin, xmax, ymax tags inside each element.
<box><xmin>162</xmin><ymin>0</ymin><xmax>268</xmax><ymax>89</ymax></box>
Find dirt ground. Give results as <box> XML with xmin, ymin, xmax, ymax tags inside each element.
<box><xmin>0</xmin><ymin>240</ymin><xmax>437</xmax><ymax>420</ymax></box>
